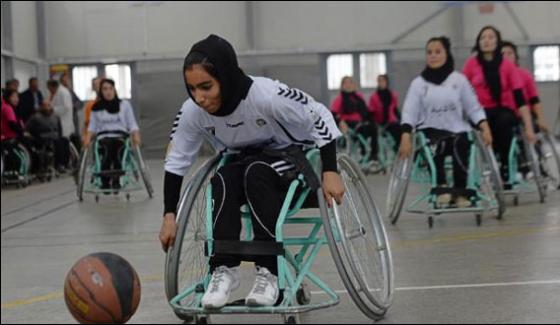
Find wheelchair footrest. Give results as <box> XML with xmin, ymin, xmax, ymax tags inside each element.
<box><xmin>430</xmin><ymin>187</ymin><xmax>477</xmax><ymax>198</ymax></box>
<box><xmin>206</xmin><ymin>240</ymin><xmax>285</xmax><ymax>259</ymax></box>
<box><xmin>93</xmin><ymin>170</ymin><xmax>126</xmax><ymax>178</ymax></box>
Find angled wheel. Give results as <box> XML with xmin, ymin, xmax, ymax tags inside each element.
<box><xmin>474</xmin><ymin>132</ymin><xmax>505</xmax><ymax>219</ymax></box>
<box><xmin>522</xmin><ymin>132</ymin><xmax>546</xmax><ymax>203</ymax></box>
<box><xmin>76</xmin><ymin>148</ymin><xmax>91</xmax><ymax>201</ymax></box>
<box><xmin>321</xmin><ymin>154</ymin><xmax>394</xmax><ymax>320</ymax></box>
<box><xmin>133</xmin><ymin>146</ymin><xmax>154</xmax><ymax>198</ymax></box>
<box><xmin>537</xmin><ymin>133</ymin><xmax>560</xmax><ymax>191</ymax></box>
<box><xmin>386</xmin><ymin>155</ymin><xmax>413</xmax><ymax>225</ymax></box>
<box><xmin>165</xmin><ymin>155</ymin><xmax>221</xmax><ymax>321</ymax></box>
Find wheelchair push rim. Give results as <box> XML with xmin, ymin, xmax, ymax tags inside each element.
<box><xmin>321</xmin><ymin>154</ymin><xmax>394</xmax><ymax>319</ymax></box>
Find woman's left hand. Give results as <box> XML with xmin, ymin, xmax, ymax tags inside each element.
<box><xmin>322</xmin><ymin>171</ymin><xmax>345</xmax><ymax>208</ymax></box>
<box><xmin>132</xmin><ymin>132</ymin><xmax>141</xmax><ymax>147</ymax></box>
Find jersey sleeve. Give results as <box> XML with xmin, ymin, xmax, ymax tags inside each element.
<box><xmin>271</xmin><ymin>83</ymin><xmax>341</xmax><ymax>148</ymax></box>
<box><xmin>164</xmin><ymin>102</ymin><xmax>204</xmax><ymax>176</ymax></box>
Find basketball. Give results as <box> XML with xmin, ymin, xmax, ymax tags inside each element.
<box><xmin>64</xmin><ymin>253</ymin><xmax>141</xmax><ymax>324</ymax></box>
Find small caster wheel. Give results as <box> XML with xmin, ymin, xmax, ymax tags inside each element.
<box><xmin>95</xmin><ymin>195</ymin><xmax>99</xmax><ymax>203</ymax></box>
<box><xmin>195</xmin><ymin>315</ymin><xmax>210</xmax><ymax>324</ymax></box>
<box><xmin>513</xmin><ymin>196</ymin><xmax>519</xmax><ymax>206</ymax></box>
<box><xmin>283</xmin><ymin>315</ymin><xmax>299</xmax><ymax>324</ymax></box>
<box><xmin>476</xmin><ymin>214</ymin><xmax>482</xmax><ymax>226</ymax></box>
<box><xmin>296</xmin><ymin>283</ymin><xmax>311</xmax><ymax>305</ymax></box>
<box><xmin>428</xmin><ymin>216</ymin><xmax>434</xmax><ymax>228</ymax></box>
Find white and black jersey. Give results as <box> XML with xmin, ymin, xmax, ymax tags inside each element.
<box><xmin>165</xmin><ymin>76</ymin><xmax>342</xmax><ymax>177</ymax></box>
<box><xmin>401</xmin><ymin>71</ymin><xmax>486</xmax><ymax>133</ymax></box>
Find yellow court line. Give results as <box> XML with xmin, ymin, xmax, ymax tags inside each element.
<box><xmin>1</xmin><ymin>292</ymin><xmax>63</xmax><ymax>309</ymax></box>
<box><xmin>2</xmin><ymin>226</ymin><xmax>559</xmax><ymax>310</ymax></box>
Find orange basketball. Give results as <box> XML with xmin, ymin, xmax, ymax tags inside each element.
<box><xmin>64</xmin><ymin>253</ymin><xmax>141</xmax><ymax>324</ymax></box>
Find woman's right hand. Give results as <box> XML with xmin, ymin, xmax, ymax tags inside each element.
<box><xmin>83</xmin><ymin>133</ymin><xmax>91</xmax><ymax>148</ymax></box>
<box><xmin>339</xmin><ymin>120</ymin><xmax>349</xmax><ymax>134</ymax></box>
<box><xmin>159</xmin><ymin>213</ymin><xmax>178</xmax><ymax>252</ymax></box>
<box><xmin>398</xmin><ymin>133</ymin><xmax>413</xmax><ymax>159</ymax></box>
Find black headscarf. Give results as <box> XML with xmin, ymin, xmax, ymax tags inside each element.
<box><xmin>421</xmin><ymin>36</ymin><xmax>455</xmax><ymax>85</ymax></box>
<box><xmin>183</xmin><ymin>34</ymin><xmax>253</xmax><ymax>117</ymax></box>
<box><xmin>92</xmin><ymin>79</ymin><xmax>120</xmax><ymax>114</ymax></box>
<box><xmin>376</xmin><ymin>75</ymin><xmax>392</xmax><ymax>124</ymax></box>
<box><xmin>473</xmin><ymin>26</ymin><xmax>503</xmax><ymax>106</ymax></box>
<box><xmin>341</xmin><ymin>91</ymin><xmax>370</xmax><ymax>121</ymax></box>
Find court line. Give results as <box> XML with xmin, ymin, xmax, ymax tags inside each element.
<box><xmin>1</xmin><ymin>189</ymin><xmax>75</xmax><ymax>217</ymax></box>
<box><xmin>1</xmin><ymin>201</ymin><xmax>76</xmax><ymax>233</ymax></box>
<box><xmin>2</xmin><ymin>278</ymin><xmax>559</xmax><ymax>310</ymax></box>
<box><xmin>310</xmin><ymin>279</ymin><xmax>560</xmax><ymax>296</ymax></box>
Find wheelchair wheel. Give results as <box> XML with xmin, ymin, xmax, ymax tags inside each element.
<box><xmin>321</xmin><ymin>154</ymin><xmax>394</xmax><ymax>320</ymax></box>
<box><xmin>538</xmin><ymin>133</ymin><xmax>560</xmax><ymax>191</ymax></box>
<box><xmin>474</xmin><ymin>133</ymin><xmax>506</xmax><ymax>219</ymax></box>
<box><xmin>522</xmin><ymin>133</ymin><xmax>547</xmax><ymax>203</ymax></box>
<box><xmin>133</xmin><ymin>146</ymin><xmax>154</xmax><ymax>198</ymax></box>
<box><xmin>386</xmin><ymin>156</ymin><xmax>412</xmax><ymax>225</ymax></box>
<box><xmin>17</xmin><ymin>144</ymin><xmax>32</xmax><ymax>184</ymax></box>
<box><xmin>165</xmin><ymin>155</ymin><xmax>221</xmax><ymax>321</ymax></box>
<box><xmin>69</xmin><ymin>141</ymin><xmax>81</xmax><ymax>185</ymax></box>
<box><xmin>76</xmin><ymin>148</ymin><xmax>91</xmax><ymax>201</ymax></box>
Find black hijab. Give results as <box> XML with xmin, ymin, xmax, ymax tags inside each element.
<box><xmin>341</xmin><ymin>91</ymin><xmax>369</xmax><ymax>120</ymax></box>
<box><xmin>473</xmin><ymin>26</ymin><xmax>503</xmax><ymax>106</ymax></box>
<box><xmin>92</xmin><ymin>79</ymin><xmax>120</xmax><ymax>114</ymax></box>
<box><xmin>183</xmin><ymin>34</ymin><xmax>253</xmax><ymax>117</ymax></box>
<box><xmin>421</xmin><ymin>36</ymin><xmax>455</xmax><ymax>85</ymax></box>
<box><xmin>376</xmin><ymin>75</ymin><xmax>392</xmax><ymax>124</ymax></box>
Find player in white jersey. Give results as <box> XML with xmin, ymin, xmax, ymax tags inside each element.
<box><xmin>159</xmin><ymin>35</ymin><xmax>345</xmax><ymax>309</ymax></box>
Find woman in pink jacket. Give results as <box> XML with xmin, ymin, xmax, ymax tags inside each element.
<box><xmin>462</xmin><ymin>25</ymin><xmax>535</xmax><ymax>186</ymax></box>
<box><xmin>331</xmin><ymin>76</ymin><xmax>379</xmax><ymax>161</ymax></box>
<box><xmin>369</xmin><ymin>74</ymin><xmax>400</xmax><ymax>150</ymax></box>
<box><xmin>501</xmin><ymin>40</ymin><xmax>550</xmax><ymax>134</ymax></box>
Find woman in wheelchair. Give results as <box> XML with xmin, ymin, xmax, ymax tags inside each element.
<box><xmin>159</xmin><ymin>35</ymin><xmax>344</xmax><ymax>309</ymax></box>
<box><xmin>2</xmin><ymin>90</ymin><xmax>28</xmax><ymax>177</ymax></box>
<box><xmin>369</xmin><ymin>74</ymin><xmax>401</xmax><ymax>150</ymax></box>
<box><xmin>83</xmin><ymin>78</ymin><xmax>141</xmax><ymax>193</ymax></box>
<box><xmin>331</xmin><ymin>76</ymin><xmax>379</xmax><ymax>162</ymax></box>
<box><xmin>399</xmin><ymin>36</ymin><xmax>493</xmax><ymax>208</ymax></box>
<box><xmin>463</xmin><ymin>26</ymin><xmax>536</xmax><ymax>187</ymax></box>
<box><xmin>502</xmin><ymin>41</ymin><xmax>550</xmax><ymax>137</ymax></box>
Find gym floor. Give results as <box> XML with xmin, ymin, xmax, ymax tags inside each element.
<box><xmin>1</xmin><ymin>159</ymin><xmax>559</xmax><ymax>324</ymax></box>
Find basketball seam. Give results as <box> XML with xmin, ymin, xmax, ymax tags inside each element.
<box><xmin>71</xmin><ymin>270</ymin><xmax>120</xmax><ymax>323</ymax></box>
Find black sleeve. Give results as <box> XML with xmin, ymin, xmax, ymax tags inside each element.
<box><xmin>529</xmin><ymin>96</ymin><xmax>540</xmax><ymax>105</ymax></box>
<box><xmin>164</xmin><ymin>171</ymin><xmax>184</xmax><ymax>215</ymax></box>
<box><xmin>513</xmin><ymin>89</ymin><xmax>527</xmax><ymax>109</ymax></box>
<box><xmin>8</xmin><ymin>121</ymin><xmax>24</xmax><ymax>137</ymax></box>
<box><xmin>401</xmin><ymin>123</ymin><xmax>414</xmax><ymax>134</ymax></box>
<box><xmin>320</xmin><ymin>139</ymin><xmax>338</xmax><ymax>173</ymax></box>
<box><xmin>476</xmin><ymin>119</ymin><xmax>488</xmax><ymax>129</ymax></box>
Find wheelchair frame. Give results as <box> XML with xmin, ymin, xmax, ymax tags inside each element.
<box><xmin>164</xmin><ymin>150</ymin><xmax>393</xmax><ymax>324</ymax></box>
<box><xmin>76</xmin><ymin>134</ymin><xmax>153</xmax><ymax>202</ymax></box>
<box><xmin>387</xmin><ymin>130</ymin><xmax>505</xmax><ymax>228</ymax></box>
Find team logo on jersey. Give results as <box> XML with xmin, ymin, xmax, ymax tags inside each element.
<box><xmin>256</xmin><ymin>119</ymin><xmax>267</xmax><ymax>127</ymax></box>
<box><xmin>226</xmin><ymin>121</ymin><xmax>244</xmax><ymax>128</ymax></box>
<box><xmin>204</xmin><ymin>126</ymin><xmax>215</xmax><ymax>135</ymax></box>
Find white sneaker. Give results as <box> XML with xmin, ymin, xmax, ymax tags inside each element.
<box><xmin>455</xmin><ymin>196</ymin><xmax>472</xmax><ymax>208</ymax></box>
<box><xmin>436</xmin><ymin>193</ymin><xmax>452</xmax><ymax>206</ymax></box>
<box><xmin>201</xmin><ymin>266</ymin><xmax>240</xmax><ymax>309</ymax></box>
<box><xmin>245</xmin><ymin>267</ymin><xmax>279</xmax><ymax>307</ymax></box>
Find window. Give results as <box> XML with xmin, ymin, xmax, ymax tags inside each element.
<box><xmin>360</xmin><ymin>53</ymin><xmax>387</xmax><ymax>88</ymax></box>
<box><xmin>105</xmin><ymin>64</ymin><xmax>132</xmax><ymax>98</ymax></box>
<box><xmin>72</xmin><ymin>66</ymin><xmax>98</xmax><ymax>101</ymax></box>
<box><xmin>327</xmin><ymin>54</ymin><xmax>353</xmax><ymax>90</ymax></box>
<box><xmin>533</xmin><ymin>45</ymin><xmax>559</xmax><ymax>82</ymax></box>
